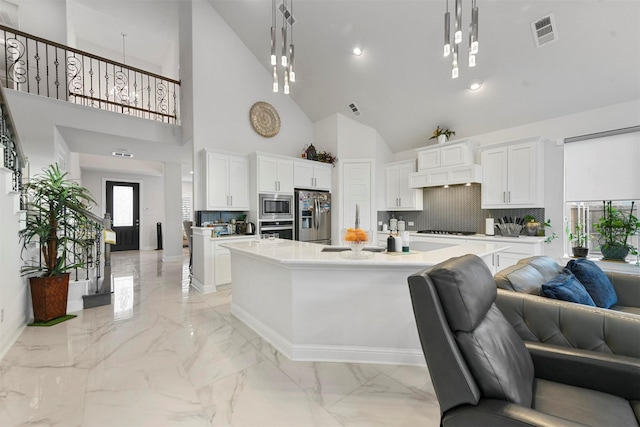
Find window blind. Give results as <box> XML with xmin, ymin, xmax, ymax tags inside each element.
<box><xmin>564</xmin><ymin>127</ymin><xmax>640</xmax><ymax>202</ymax></box>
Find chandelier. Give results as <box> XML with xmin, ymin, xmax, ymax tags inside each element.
<box><xmin>443</xmin><ymin>0</ymin><xmax>479</xmax><ymax>79</ymax></box>
<box><xmin>271</xmin><ymin>0</ymin><xmax>296</xmax><ymax>94</ymax></box>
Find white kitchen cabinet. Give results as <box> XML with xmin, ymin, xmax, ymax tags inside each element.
<box><xmin>205</xmin><ymin>151</ymin><xmax>249</xmax><ymax>210</ymax></box>
<box><xmin>481</xmin><ymin>138</ymin><xmax>544</xmax><ymax>208</ymax></box>
<box><xmin>480</xmin><ymin>239</ymin><xmax>544</xmax><ymax>273</ymax></box>
<box><xmin>191</xmin><ymin>230</ymin><xmax>258</xmax><ymax>294</ymax></box>
<box><xmin>385</xmin><ymin>160</ymin><xmax>423</xmax><ymax>210</ymax></box>
<box><xmin>294</xmin><ymin>160</ymin><xmax>332</xmax><ymax>191</ymax></box>
<box><xmin>258</xmin><ymin>155</ymin><xmax>294</xmax><ymax>193</ymax></box>
<box><xmin>416</xmin><ymin>140</ymin><xmax>478</xmax><ymax>170</ymax></box>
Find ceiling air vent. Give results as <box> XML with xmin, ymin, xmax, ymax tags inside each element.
<box><xmin>348</xmin><ymin>102</ymin><xmax>361</xmax><ymax>116</ymax></box>
<box><xmin>531</xmin><ymin>14</ymin><xmax>558</xmax><ymax>48</ymax></box>
<box><xmin>112</xmin><ymin>151</ymin><xmax>134</xmax><ymax>158</ymax></box>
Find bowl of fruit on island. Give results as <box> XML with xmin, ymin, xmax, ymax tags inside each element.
<box><xmin>342</xmin><ymin>228</ymin><xmax>369</xmax><ymax>255</ymax></box>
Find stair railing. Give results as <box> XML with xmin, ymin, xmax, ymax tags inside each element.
<box><xmin>1</xmin><ymin>24</ymin><xmax>180</xmax><ymax>124</ymax></box>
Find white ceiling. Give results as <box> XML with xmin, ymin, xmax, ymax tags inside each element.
<box><xmin>67</xmin><ymin>0</ymin><xmax>640</xmax><ymax>154</ymax></box>
<box><xmin>208</xmin><ymin>0</ymin><xmax>640</xmax><ymax>152</ymax></box>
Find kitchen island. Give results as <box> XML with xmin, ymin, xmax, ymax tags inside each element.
<box><xmin>223</xmin><ymin>239</ymin><xmax>508</xmax><ymax>365</ymax></box>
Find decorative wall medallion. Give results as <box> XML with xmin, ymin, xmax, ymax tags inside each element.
<box><xmin>249</xmin><ymin>101</ymin><xmax>281</xmax><ymax>138</ymax></box>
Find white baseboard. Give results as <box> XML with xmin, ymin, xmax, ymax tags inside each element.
<box><xmin>162</xmin><ymin>255</ymin><xmax>183</xmax><ymax>262</ymax></box>
<box><xmin>190</xmin><ymin>277</ymin><xmax>216</xmax><ymax>294</ymax></box>
<box><xmin>231</xmin><ymin>303</ymin><xmax>425</xmax><ymax>366</ymax></box>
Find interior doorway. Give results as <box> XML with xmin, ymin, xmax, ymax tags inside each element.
<box><xmin>106</xmin><ymin>181</ymin><xmax>140</xmax><ymax>251</ymax></box>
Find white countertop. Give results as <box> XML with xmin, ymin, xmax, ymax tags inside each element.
<box><xmin>222</xmin><ymin>239</ymin><xmax>509</xmax><ymax>268</ymax></box>
<box><xmin>376</xmin><ymin>231</ymin><xmax>545</xmax><ymax>244</ymax></box>
<box><xmin>191</xmin><ymin>227</ymin><xmax>258</xmax><ymax>241</ymax></box>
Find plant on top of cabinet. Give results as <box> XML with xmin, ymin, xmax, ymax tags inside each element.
<box><xmin>429</xmin><ymin>126</ymin><xmax>456</xmax><ymax>142</ymax></box>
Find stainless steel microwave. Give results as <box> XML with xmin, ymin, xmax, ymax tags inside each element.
<box><xmin>259</xmin><ymin>193</ymin><xmax>294</xmax><ymax>220</ymax></box>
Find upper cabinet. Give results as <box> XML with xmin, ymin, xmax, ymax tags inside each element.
<box><xmin>257</xmin><ymin>155</ymin><xmax>294</xmax><ymax>194</ymax></box>
<box><xmin>480</xmin><ymin>137</ymin><xmax>545</xmax><ymax>208</ymax></box>
<box><xmin>294</xmin><ymin>160</ymin><xmax>332</xmax><ymax>191</ymax></box>
<box><xmin>205</xmin><ymin>151</ymin><xmax>249</xmax><ymax>210</ymax></box>
<box><xmin>385</xmin><ymin>160</ymin><xmax>423</xmax><ymax>210</ymax></box>
<box><xmin>417</xmin><ymin>140</ymin><xmax>477</xmax><ymax>170</ymax></box>
<box><xmin>409</xmin><ymin>139</ymin><xmax>482</xmax><ymax>188</ymax></box>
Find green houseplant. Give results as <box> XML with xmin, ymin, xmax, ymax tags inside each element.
<box><xmin>593</xmin><ymin>201</ymin><xmax>639</xmax><ymax>261</ymax></box>
<box><xmin>567</xmin><ymin>221</ymin><xmax>589</xmax><ymax>258</ymax></box>
<box><xmin>19</xmin><ymin>163</ymin><xmax>97</xmax><ymax>322</ymax></box>
<box><xmin>429</xmin><ymin>126</ymin><xmax>455</xmax><ymax>143</ymax></box>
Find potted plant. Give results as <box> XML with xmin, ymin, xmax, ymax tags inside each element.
<box><xmin>567</xmin><ymin>221</ymin><xmax>589</xmax><ymax>258</ymax></box>
<box><xmin>19</xmin><ymin>163</ymin><xmax>97</xmax><ymax>322</ymax></box>
<box><xmin>429</xmin><ymin>126</ymin><xmax>455</xmax><ymax>144</ymax></box>
<box><xmin>593</xmin><ymin>201</ymin><xmax>639</xmax><ymax>261</ymax></box>
<box><xmin>523</xmin><ymin>215</ymin><xmax>540</xmax><ymax>236</ymax></box>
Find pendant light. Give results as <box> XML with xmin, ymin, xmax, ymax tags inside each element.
<box><xmin>443</xmin><ymin>0</ymin><xmax>479</xmax><ymax>78</ymax></box>
<box><xmin>270</xmin><ymin>0</ymin><xmax>296</xmax><ymax>94</ymax></box>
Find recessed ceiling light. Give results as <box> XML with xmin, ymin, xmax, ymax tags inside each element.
<box><xmin>190</xmin><ymin>171</ymin><xmax>194</xmax><ymax>174</ymax></box>
<box><xmin>352</xmin><ymin>47</ymin><xmax>363</xmax><ymax>56</ymax></box>
<box><xmin>469</xmin><ymin>80</ymin><xmax>483</xmax><ymax>91</ymax></box>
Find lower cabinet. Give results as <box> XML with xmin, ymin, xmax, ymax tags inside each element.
<box><xmin>481</xmin><ymin>240</ymin><xmax>544</xmax><ymax>274</ymax></box>
<box><xmin>191</xmin><ymin>229</ymin><xmax>257</xmax><ymax>293</ymax></box>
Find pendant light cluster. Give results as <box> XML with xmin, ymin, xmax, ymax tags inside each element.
<box><xmin>443</xmin><ymin>0</ymin><xmax>479</xmax><ymax>79</ymax></box>
<box><xmin>271</xmin><ymin>0</ymin><xmax>296</xmax><ymax>94</ymax></box>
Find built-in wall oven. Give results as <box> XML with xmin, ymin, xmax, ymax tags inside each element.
<box><xmin>259</xmin><ymin>193</ymin><xmax>294</xmax><ymax>221</ymax></box>
<box><xmin>260</xmin><ymin>220</ymin><xmax>294</xmax><ymax>240</ymax></box>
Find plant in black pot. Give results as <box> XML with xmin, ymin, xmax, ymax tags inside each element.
<box><xmin>19</xmin><ymin>164</ymin><xmax>97</xmax><ymax>322</ymax></box>
<box><xmin>593</xmin><ymin>201</ymin><xmax>639</xmax><ymax>262</ymax></box>
<box><xmin>568</xmin><ymin>221</ymin><xmax>589</xmax><ymax>258</ymax></box>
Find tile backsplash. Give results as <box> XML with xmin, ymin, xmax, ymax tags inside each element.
<box><xmin>378</xmin><ymin>184</ymin><xmax>544</xmax><ymax>234</ymax></box>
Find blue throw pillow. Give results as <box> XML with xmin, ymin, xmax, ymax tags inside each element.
<box><xmin>566</xmin><ymin>258</ymin><xmax>617</xmax><ymax>308</ymax></box>
<box><xmin>540</xmin><ymin>271</ymin><xmax>596</xmax><ymax>306</ymax></box>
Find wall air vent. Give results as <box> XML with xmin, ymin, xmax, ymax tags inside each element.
<box><xmin>531</xmin><ymin>14</ymin><xmax>558</xmax><ymax>48</ymax></box>
<box><xmin>348</xmin><ymin>102</ymin><xmax>361</xmax><ymax>116</ymax></box>
<box><xmin>112</xmin><ymin>151</ymin><xmax>134</xmax><ymax>158</ymax></box>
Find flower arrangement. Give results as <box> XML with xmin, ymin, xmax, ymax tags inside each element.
<box><xmin>429</xmin><ymin>126</ymin><xmax>456</xmax><ymax>140</ymax></box>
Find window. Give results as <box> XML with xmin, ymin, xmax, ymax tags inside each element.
<box><xmin>564</xmin><ymin>127</ymin><xmax>640</xmax><ymax>260</ymax></box>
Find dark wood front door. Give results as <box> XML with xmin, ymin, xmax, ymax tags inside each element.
<box><xmin>106</xmin><ymin>181</ymin><xmax>140</xmax><ymax>251</ymax></box>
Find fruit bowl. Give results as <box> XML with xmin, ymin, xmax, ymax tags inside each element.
<box><xmin>342</xmin><ymin>228</ymin><xmax>370</xmax><ymax>256</ymax></box>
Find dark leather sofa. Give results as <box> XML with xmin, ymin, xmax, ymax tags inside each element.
<box><xmin>407</xmin><ymin>254</ymin><xmax>640</xmax><ymax>426</ymax></box>
<box><xmin>495</xmin><ymin>256</ymin><xmax>640</xmax><ymax>314</ymax></box>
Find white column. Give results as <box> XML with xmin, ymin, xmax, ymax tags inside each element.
<box><xmin>163</xmin><ymin>162</ymin><xmax>184</xmax><ymax>262</ymax></box>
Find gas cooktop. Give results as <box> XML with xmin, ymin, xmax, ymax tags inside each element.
<box><xmin>417</xmin><ymin>230</ymin><xmax>477</xmax><ymax>236</ymax></box>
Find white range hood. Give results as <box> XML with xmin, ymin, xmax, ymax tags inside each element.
<box><xmin>408</xmin><ymin>164</ymin><xmax>482</xmax><ymax>188</ymax></box>
<box><xmin>408</xmin><ymin>138</ymin><xmax>482</xmax><ymax>188</ymax></box>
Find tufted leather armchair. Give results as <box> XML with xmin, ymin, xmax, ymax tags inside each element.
<box><xmin>408</xmin><ymin>254</ymin><xmax>640</xmax><ymax>427</ymax></box>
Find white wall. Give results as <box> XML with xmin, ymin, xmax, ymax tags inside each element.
<box><xmin>0</xmin><ymin>171</ymin><xmax>29</xmax><ymax>360</ymax></box>
<box><xmin>18</xmin><ymin>0</ymin><xmax>67</xmax><ymax>43</ymax></box>
<box><xmin>81</xmin><ymin>170</ymin><xmax>165</xmax><ymax>251</ymax></box>
<box><xmin>188</xmin><ymin>1</ymin><xmax>314</xmax><ymax>210</ymax></box>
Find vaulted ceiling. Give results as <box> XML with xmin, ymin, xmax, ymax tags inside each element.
<box><xmin>70</xmin><ymin>0</ymin><xmax>640</xmax><ymax>154</ymax></box>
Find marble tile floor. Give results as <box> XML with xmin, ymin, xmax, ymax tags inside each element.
<box><xmin>0</xmin><ymin>250</ymin><xmax>441</xmax><ymax>426</ymax></box>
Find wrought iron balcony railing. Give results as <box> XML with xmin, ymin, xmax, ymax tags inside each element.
<box><xmin>1</xmin><ymin>24</ymin><xmax>180</xmax><ymax>124</ymax></box>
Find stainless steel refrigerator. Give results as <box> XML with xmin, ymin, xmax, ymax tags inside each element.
<box><xmin>295</xmin><ymin>190</ymin><xmax>331</xmax><ymax>245</ymax></box>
